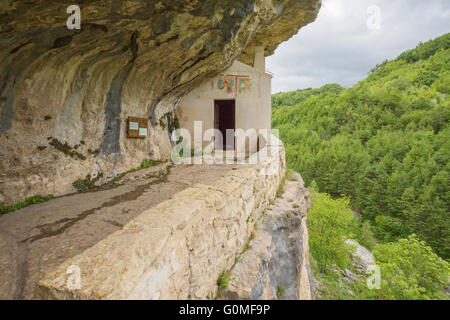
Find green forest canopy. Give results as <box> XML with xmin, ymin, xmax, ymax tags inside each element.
<box><xmin>272</xmin><ymin>33</ymin><xmax>449</xmax><ymax>259</ymax></box>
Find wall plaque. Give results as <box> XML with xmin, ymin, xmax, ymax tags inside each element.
<box><xmin>127</xmin><ymin>117</ymin><xmax>148</xmax><ymax>138</ymax></box>
<box><xmin>139</xmin><ymin>128</ymin><xmax>148</xmax><ymax>137</ymax></box>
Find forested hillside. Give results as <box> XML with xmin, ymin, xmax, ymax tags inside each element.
<box><xmin>272</xmin><ymin>34</ymin><xmax>449</xmax><ymax>299</ymax></box>
<box><xmin>273</xmin><ymin>33</ymin><xmax>449</xmax><ymax>259</ymax></box>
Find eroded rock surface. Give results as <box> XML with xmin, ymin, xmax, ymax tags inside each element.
<box><xmin>220</xmin><ymin>171</ymin><xmax>314</xmax><ymax>300</ymax></box>
<box><xmin>345</xmin><ymin>239</ymin><xmax>375</xmax><ymax>275</ymax></box>
<box><xmin>0</xmin><ymin>0</ymin><xmax>321</xmax><ymax>204</ymax></box>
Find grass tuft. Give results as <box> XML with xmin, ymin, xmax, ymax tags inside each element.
<box><xmin>72</xmin><ymin>173</ymin><xmax>104</xmax><ymax>191</ymax></box>
<box><xmin>277</xmin><ymin>285</ymin><xmax>287</xmax><ymax>299</ymax></box>
<box><xmin>126</xmin><ymin>160</ymin><xmax>164</xmax><ymax>174</ymax></box>
<box><xmin>216</xmin><ymin>269</ymin><xmax>234</xmax><ymax>298</ymax></box>
<box><xmin>0</xmin><ymin>194</ymin><xmax>55</xmax><ymax>214</ymax></box>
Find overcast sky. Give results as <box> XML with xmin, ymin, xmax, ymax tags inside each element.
<box><xmin>267</xmin><ymin>0</ymin><xmax>450</xmax><ymax>93</ymax></box>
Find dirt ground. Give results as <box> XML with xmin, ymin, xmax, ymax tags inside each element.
<box><xmin>0</xmin><ymin>162</ymin><xmax>236</xmax><ymax>299</ymax></box>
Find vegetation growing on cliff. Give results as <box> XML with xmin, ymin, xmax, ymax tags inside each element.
<box><xmin>72</xmin><ymin>173</ymin><xmax>104</xmax><ymax>191</ymax></box>
<box><xmin>307</xmin><ymin>190</ymin><xmax>354</xmax><ymax>272</ymax></box>
<box><xmin>273</xmin><ymin>33</ymin><xmax>450</xmax><ymax>259</ymax></box>
<box><xmin>0</xmin><ymin>194</ymin><xmax>55</xmax><ymax>214</ymax></box>
<box><xmin>307</xmin><ymin>188</ymin><xmax>450</xmax><ymax>300</ymax></box>
<box><xmin>216</xmin><ymin>269</ymin><xmax>234</xmax><ymax>298</ymax></box>
<box><xmin>126</xmin><ymin>159</ymin><xmax>164</xmax><ymax>173</ymax></box>
<box><xmin>373</xmin><ymin>235</ymin><xmax>449</xmax><ymax>300</ymax></box>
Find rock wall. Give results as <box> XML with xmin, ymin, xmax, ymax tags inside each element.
<box><xmin>37</xmin><ymin>139</ymin><xmax>288</xmax><ymax>299</ymax></box>
<box><xmin>0</xmin><ymin>0</ymin><xmax>321</xmax><ymax>205</ymax></box>
<box><xmin>220</xmin><ymin>172</ymin><xmax>314</xmax><ymax>300</ymax></box>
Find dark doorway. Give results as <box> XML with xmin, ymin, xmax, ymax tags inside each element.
<box><xmin>214</xmin><ymin>99</ymin><xmax>235</xmax><ymax>150</ymax></box>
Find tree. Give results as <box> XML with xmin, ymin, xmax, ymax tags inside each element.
<box><xmin>307</xmin><ymin>192</ymin><xmax>354</xmax><ymax>272</ymax></box>
<box><xmin>373</xmin><ymin>235</ymin><xmax>450</xmax><ymax>300</ymax></box>
<box><xmin>272</xmin><ymin>32</ymin><xmax>450</xmax><ymax>258</ymax></box>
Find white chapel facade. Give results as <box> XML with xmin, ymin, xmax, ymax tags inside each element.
<box><xmin>176</xmin><ymin>47</ymin><xmax>272</xmax><ymax>155</ymax></box>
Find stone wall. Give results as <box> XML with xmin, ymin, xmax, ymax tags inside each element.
<box><xmin>37</xmin><ymin>139</ymin><xmax>287</xmax><ymax>299</ymax></box>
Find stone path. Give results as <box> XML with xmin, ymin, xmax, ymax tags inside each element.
<box><xmin>0</xmin><ymin>163</ymin><xmax>235</xmax><ymax>299</ymax></box>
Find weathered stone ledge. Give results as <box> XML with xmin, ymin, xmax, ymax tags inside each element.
<box><xmin>37</xmin><ymin>139</ymin><xmax>286</xmax><ymax>299</ymax></box>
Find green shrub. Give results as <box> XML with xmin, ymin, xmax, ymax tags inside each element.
<box><xmin>126</xmin><ymin>160</ymin><xmax>164</xmax><ymax>173</ymax></box>
<box><xmin>216</xmin><ymin>270</ymin><xmax>234</xmax><ymax>297</ymax></box>
<box><xmin>307</xmin><ymin>192</ymin><xmax>354</xmax><ymax>272</ymax></box>
<box><xmin>373</xmin><ymin>235</ymin><xmax>450</xmax><ymax>300</ymax></box>
<box><xmin>72</xmin><ymin>173</ymin><xmax>103</xmax><ymax>191</ymax></box>
<box><xmin>276</xmin><ymin>177</ymin><xmax>285</xmax><ymax>198</ymax></box>
<box><xmin>0</xmin><ymin>194</ymin><xmax>55</xmax><ymax>214</ymax></box>
<box><xmin>272</xmin><ymin>33</ymin><xmax>450</xmax><ymax>258</ymax></box>
<box><xmin>276</xmin><ymin>285</ymin><xmax>287</xmax><ymax>299</ymax></box>
<box><xmin>356</xmin><ymin>220</ymin><xmax>377</xmax><ymax>251</ymax></box>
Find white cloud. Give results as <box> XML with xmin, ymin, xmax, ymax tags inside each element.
<box><xmin>267</xmin><ymin>0</ymin><xmax>450</xmax><ymax>93</ymax></box>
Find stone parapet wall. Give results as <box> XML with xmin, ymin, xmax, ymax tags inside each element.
<box><xmin>37</xmin><ymin>139</ymin><xmax>286</xmax><ymax>299</ymax></box>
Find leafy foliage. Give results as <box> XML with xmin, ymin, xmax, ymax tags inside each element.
<box><xmin>126</xmin><ymin>159</ymin><xmax>164</xmax><ymax>173</ymax></box>
<box><xmin>72</xmin><ymin>173</ymin><xmax>104</xmax><ymax>191</ymax></box>
<box><xmin>276</xmin><ymin>285</ymin><xmax>287</xmax><ymax>299</ymax></box>
<box><xmin>373</xmin><ymin>235</ymin><xmax>450</xmax><ymax>300</ymax></box>
<box><xmin>397</xmin><ymin>35</ymin><xmax>450</xmax><ymax>63</ymax></box>
<box><xmin>272</xmin><ymin>84</ymin><xmax>344</xmax><ymax>109</ymax></box>
<box><xmin>216</xmin><ymin>269</ymin><xmax>234</xmax><ymax>298</ymax></box>
<box><xmin>350</xmin><ymin>219</ymin><xmax>378</xmax><ymax>251</ymax></box>
<box><xmin>308</xmin><ymin>191</ymin><xmax>449</xmax><ymax>300</ymax></box>
<box><xmin>272</xmin><ymin>33</ymin><xmax>450</xmax><ymax>258</ymax></box>
<box><xmin>307</xmin><ymin>191</ymin><xmax>354</xmax><ymax>272</ymax></box>
<box><xmin>0</xmin><ymin>194</ymin><xmax>55</xmax><ymax>214</ymax></box>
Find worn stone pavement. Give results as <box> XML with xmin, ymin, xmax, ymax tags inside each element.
<box><xmin>0</xmin><ymin>163</ymin><xmax>235</xmax><ymax>299</ymax></box>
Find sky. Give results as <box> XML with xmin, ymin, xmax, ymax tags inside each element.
<box><xmin>267</xmin><ymin>0</ymin><xmax>450</xmax><ymax>93</ymax></box>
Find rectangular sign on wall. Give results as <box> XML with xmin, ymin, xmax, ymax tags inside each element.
<box><xmin>127</xmin><ymin>117</ymin><xmax>148</xmax><ymax>138</ymax></box>
<box><xmin>211</xmin><ymin>74</ymin><xmax>253</xmax><ymax>97</ymax></box>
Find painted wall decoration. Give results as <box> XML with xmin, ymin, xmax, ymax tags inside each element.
<box><xmin>216</xmin><ymin>75</ymin><xmax>236</xmax><ymax>94</ymax></box>
<box><xmin>212</xmin><ymin>74</ymin><xmax>252</xmax><ymax>95</ymax></box>
<box><xmin>237</xmin><ymin>76</ymin><xmax>252</xmax><ymax>94</ymax></box>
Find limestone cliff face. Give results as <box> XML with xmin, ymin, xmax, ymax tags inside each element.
<box><xmin>0</xmin><ymin>0</ymin><xmax>320</xmax><ymax>205</ymax></box>
<box><xmin>220</xmin><ymin>172</ymin><xmax>314</xmax><ymax>300</ymax></box>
